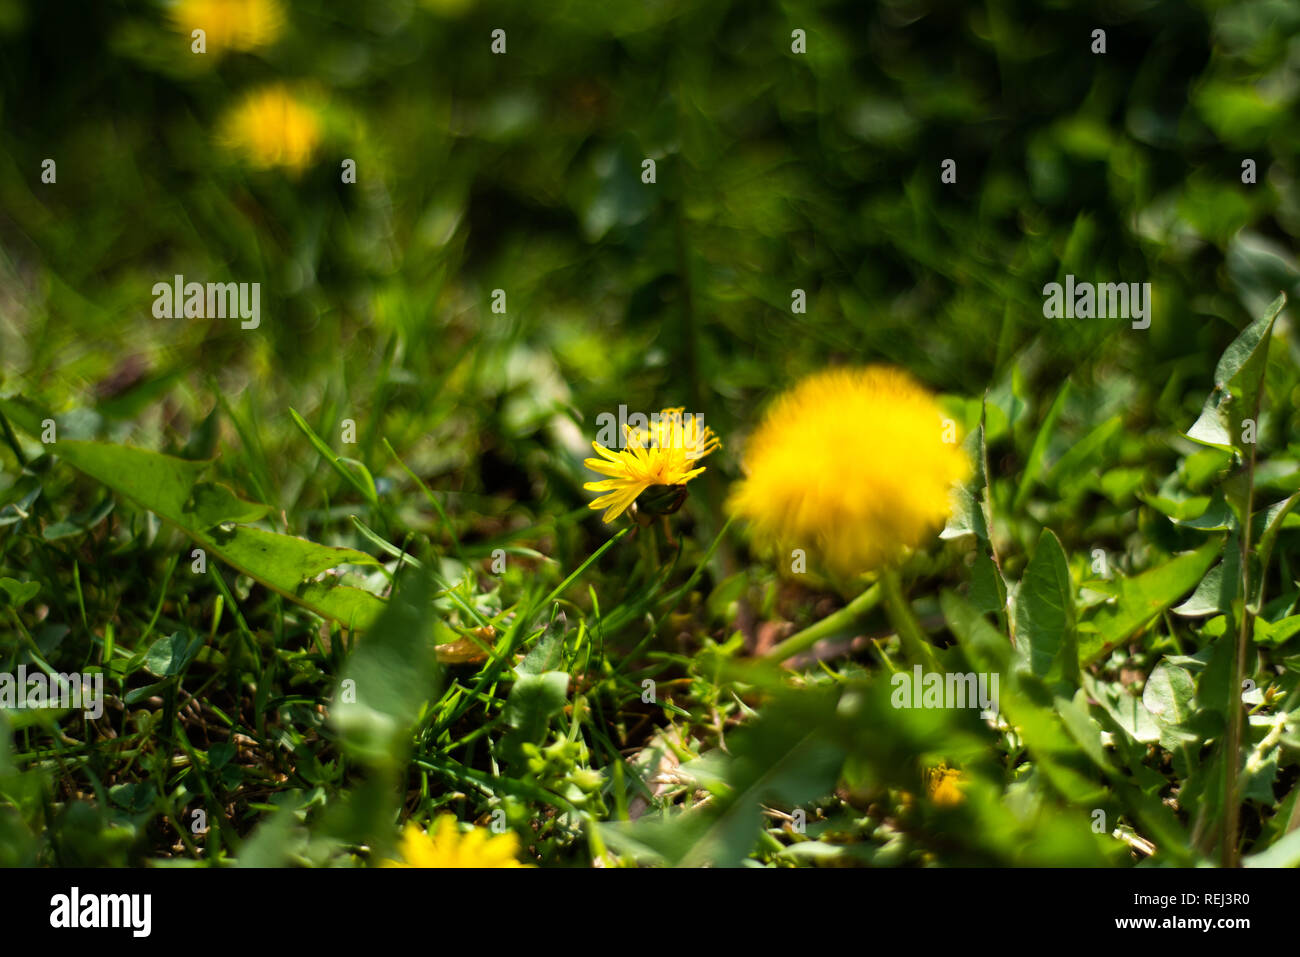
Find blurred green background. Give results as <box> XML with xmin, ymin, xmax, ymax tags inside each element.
<box><xmin>3</xmin><ymin>0</ymin><xmax>1298</xmax><ymax>534</ymax></box>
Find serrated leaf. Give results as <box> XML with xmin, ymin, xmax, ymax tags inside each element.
<box><xmin>39</xmin><ymin>439</ymin><xmax>385</xmax><ymax>632</ymax></box>
<box><xmin>503</xmin><ymin>671</ymin><xmax>569</xmax><ymax>732</ymax></box>
<box><xmin>1078</xmin><ymin>537</ymin><xmax>1222</xmax><ymax>664</ymax></box>
<box><xmin>1184</xmin><ymin>292</ymin><xmax>1285</xmax><ymax>453</ymax></box>
<box><xmin>500</xmin><ymin>671</ymin><xmax>571</xmax><ymax>767</ymax></box>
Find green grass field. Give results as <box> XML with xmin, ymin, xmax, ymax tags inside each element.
<box><xmin>2</xmin><ymin>0</ymin><xmax>1300</xmax><ymax>869</ymax></box>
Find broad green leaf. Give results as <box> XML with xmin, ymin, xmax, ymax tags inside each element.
<box><xmin>0</xmin><ymin>396</ymin><xmax>50</xmax><ymax>440</ymax></box>
<box><xmin>941</xmin><ymin>590</ymin><xmax>1011</xmax><ymax>674</ymax></box>
<box><xmin>144</xmin><ymin>632</ymin><xmax>202</xmax><ymax>678</ymax></box>
<box><xmin>941</xmin><ymin>419</ymin><xmax>989</xmax><ymax>542</ymax></box>
<box><xmin>1253</xmin><ymin>491</ymin><xmax>1300</xmax><ymax>609</ymax></box>
<box><xmin>500</xmin><ymin>670</ymin><xmax>570</xmax><ymax>763</ymax></box>
<box><xmin>1143</xmin><ymin>661</ymin><xmax>1201</xmax><ymax>755</ymax></box>
<box><xmin>1183</xmin><ymin>447</ymin><xmax>1236</xmax><ymax>485</ymax></box>
<box><xmin>1241</xmin><ymin>719</ymin><xmax>1281</xmax><ymax>804</ymax></box>
<box><xmin>46</xmin><ymin>439</ymin><xmax>385</xmax><ymax>632</ymax></box>
<box><xmin>1173</xmin><ymin>493</ymin><xmax>1234</xmax><ymax>531</ymax></box>
<box><xmin>602</xmin><ymin>689</ymin><xmax>844</xmax><ymax>868</ymax></box>
<box><xmin>1013</xmin><ymin>529</ymin><xmax>1079</xmax><ymax>688</ymax></box>
<box><xmin>1195</xmin><ymin>633</ymin><xmax>1236</xmax><ymax>721</ymax></box>
<box><xmin>968</xmin><ymin>550</ymin><xmax>1007</xmax><ymax>617</ymax></box>
<box><xmin>999</xmin><ymin>688</ymin><xmax>1108</xmax><ymax>806</ymax></box>
<box><xmin>1143</xmin><ymin>661</ymin><xmax>1196</xmax><ymax>724</ymax></box>
<box><xmin>189</xmin><ymin>482</ymin><xmax>272</xmax><ymax>526</ymax></box>
<box><xmin>681</xmin><ymin>735</ymin><xmax>842</xmax><ymax>868</ymax></box>
<box><xmin>1172</xmin><ymin>535</ymin><xmax>1240</xmax><ymax>617</ymax></box>
<box><xmin>1078</xmin><ymin>537</ymin><xmax>1221</xmax><ymax>664</ymax></box>
<box><xmin>232</xmin><ymin>806</ymin><xmax>303</xmax><ymax>869</ymax></box>
<box><xmin>1244</xmin><ymin>826</ymin><xmax>1300</xmax><ymax>868</ymax></box>
<box><xmin>516</xmin><ymin>611</ymin><xmax>567</xmax><ymax>676</ymax></box>
<box><xmin>1227</xmin><ymin>231</ymin><xmax>1300</xmax><ymax>319</ymax></box>
<box><xmin>332</xmin><ymin>571</ymin><xmax>441</xmax><ymax>766</ymax></box>
<box><xmin>0</xmin><ymin>578</ymin><xmax>40</xmax><ymax>608</ymax></box>
<box><xmin>596</xmin><ymin>814</ymin><xmax>693</xmax><ymax>867</ymax></box>
<box><xmin>1184</xmin><ymin>292</ymin><xmax>1285</xmax><ymax>453</ymax></box>
<box><xmin>941</xmin><ymin>478</ymin><xmax>984</xmax><ymax>541</ymax></box>
<box><xmin>1140</xmin><ymin>489</ymin><xmax>1212</xmax><ymax>523</ymax></box>
<box><xmin>1085</xmin><ymin>675</ymin><xmax>1160</xmax><ymax>744</ymax></box>
<box><xmin>1054</xmin><ymin>693</ymin><xmax>1111</xmax><ymax>770</ymax></box>
<box><xmin>1253</xmin><ymin>614</ymin><xmax>1300</xmax><ymax>646</ymax></box>
<box><xmin>677</xmin><ymin>694</ymin><xmax>844</xmax><ymax>868</ymax></box>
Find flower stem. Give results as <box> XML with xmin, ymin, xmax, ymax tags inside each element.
<box><xmin>1224</xmin><ymin>441</ymin><xmax>1257</xmax><ymax>869</ymax></box>
<box><xmin>880</xmin><ymin>566</ymin><xmax>942</xmax><ymax>673</ymax></box>
<box><xmin>765</xmin><ymin>582</ymin><xmax>882</xmax><ymax>663</ymax></box>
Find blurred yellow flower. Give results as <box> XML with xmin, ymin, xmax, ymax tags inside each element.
<box><xmin>218</xmin><ymin>85</ymin><xmax>321</xmax><ymax>173</ymax></box>
<box><xmin>379</xmin><ymin>817</ymin><xmax>532</xmax><ymax>868</ymax></box>
<box><xmin>170</xmin><ymin>0</ymin><xmax>285</xmax><ymax>54</ymax></box>
<box><xmin>583</xmin><ymin>408</ymin><xmax>719</xmax><ymax>523</ymax></box>
<box><xmin>927</xmin><ymin>764</ymin><xmax>965</xmax><ymax>807</ymax></box>
<box><xmin>727</xmin><ymin>366</ymin><xmax>970</xmax><ymax>578</ymax></box>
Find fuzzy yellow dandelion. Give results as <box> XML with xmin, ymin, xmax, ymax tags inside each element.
<box><xmin>727</xmin><ymin>366</ymin><xmax>970</xmax><ymax>578</ymax></box>
<box><xmin>583</xmin><ymin>408</ymin><xmax>719</xmax><ymax>523</ymax></box>
<box><xmin>379</xmin><ymin>817</ymin><xmax>532</xmax><ymax>868</ymax></box>
<box><xmin>218</xmin><ymin>85</ymin><xmax>321</xmax><ymax>174</ymax></box>
<box><xmin>169</xmin><ymin>0</ymin><xmax>285</xmax><ymax>54</ymax></box>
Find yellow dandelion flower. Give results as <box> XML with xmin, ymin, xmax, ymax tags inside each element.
<box><xmin>169</xmin><ymin>0</ymin><xmax>285</xmax><ymax>55</ymax></box>
<box><xmin>727</xmin><ymin>366</ymin><xmax>970</xmax><ymax>578</ymax></box>
<box><xmin>927</xmin><ymin>764</ymin><xmax>965</xmax><ymax>807</ymax></box>
<box><xmin>379</xmin><ymin>817</ymin><xmax>533</xmax><ymax>868</ymax></box>
<box><xmin>583</xmin><ymin>408</ymin><xmax>719</xmax><ymax>524</ymax></box>
<box><xmin>218</xmin><ymin>85</ymin><xmax>321</xmax><ymax>174</ymax></box>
